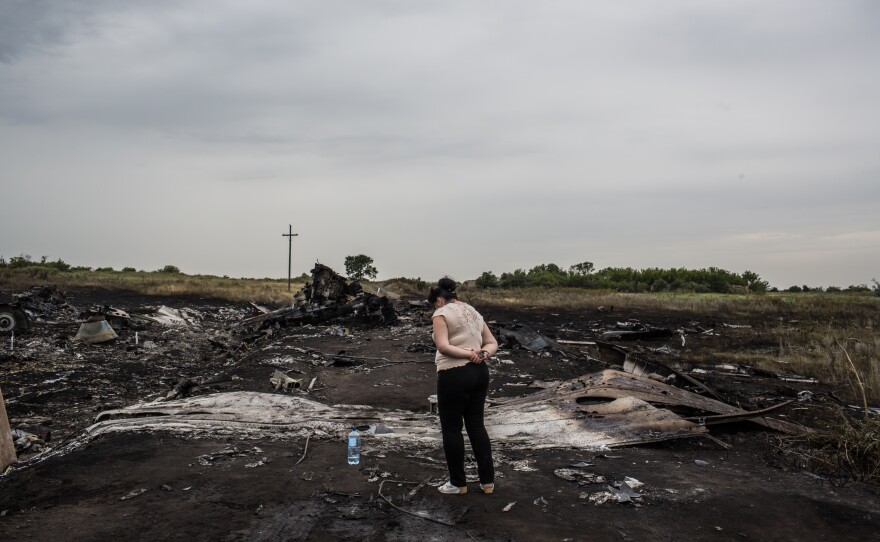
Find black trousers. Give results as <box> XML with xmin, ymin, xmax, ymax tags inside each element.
<box><xmin>437</xmin><ymin>362</ymin><xmax>494</xmax><ymax>487</ymax></box>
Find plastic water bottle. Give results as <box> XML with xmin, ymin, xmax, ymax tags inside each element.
<box><xmin>347</xmin><ymin>427</ymin><xmax>360</xmax><ymax>465</ymax></box>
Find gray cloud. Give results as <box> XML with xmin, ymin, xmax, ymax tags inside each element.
<box><xmin>1</xmin><ymin>1</ymin><xmax>878</xmax><ymax>287</ymax></box>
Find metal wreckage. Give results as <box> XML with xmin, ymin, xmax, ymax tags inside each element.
<box><xmin>2</xmin><ymin>263</ymin><xmax>812</xmax><ymax>478</ymax></box>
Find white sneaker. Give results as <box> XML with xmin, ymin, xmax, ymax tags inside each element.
<box><xmin>437</xmin><ymin>481</ymin><xmax>467</xmax><ymax>495</ymax></box>
<box><xmin>480</xmin><ymin>483</ymin><xmax>494</xmax><ymax>494</ymax></box>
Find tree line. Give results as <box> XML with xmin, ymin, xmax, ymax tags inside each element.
<box><xmin>0</xmin><ymin>254</ymin><xmax>171</xmax><ymax>274</ymax></box>
<box><xmin>474</xmin><ymin>261</ymin><xmax>879</xmax><ymax>295</ymax></box>
<box><xmin>2</xmin><ymin>253</ymin><xmax>877</xmax><ymax>295</ymax></box>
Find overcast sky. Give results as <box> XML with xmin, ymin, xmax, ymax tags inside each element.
<box><xmin>1</xmin><ymin>1</ymin><xmax>878</xmax><ymax>288</ymax></box>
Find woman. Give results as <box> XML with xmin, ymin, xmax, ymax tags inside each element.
<box><xmin>429</xmin><ymin>277</ymin><xmax>498</xmax><ymax>495</ymax></box>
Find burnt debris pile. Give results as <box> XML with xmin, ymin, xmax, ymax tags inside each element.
<box><xmin>238</xmin><ymin>263</ymin><xmax>404</xmax><ymax>332</ymax></box>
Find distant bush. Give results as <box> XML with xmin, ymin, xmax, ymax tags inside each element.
<box><xmin>121</xmin><ymin>267</ymin><xmax>136</xmax><ymax>273</ymax></box>
<box><xmin>6</xmin><ymin>254</ymin><xmax>33</xmax><ymax>269</ymax></box>
<box><xmin>498</xmin><ymin>269</ymin><xmax>527</xmax><ymax>288</ymax></box>
<box><xmin>0</xmin><ymin>254</ymin><xmax>72</xmax><ymax>272</ymax></box>
<box><xmin>475</xmin><ymin>271</ymin><xmax>499</xmax><ymax>289</ymax></box>
<box><xmin>650</xmin><ymin>278</ymin><xmax>669</xmax><ymax>292</ymax></box>
<box><xmin>846</xmin><ymin>285</ymin><xmax>871</xmax><ymax>293</ymax></box>
<box><xmin>788</xmin><ymin>285</ymin><xmax>803</xmax><ymax>292</ymax></box>
<box><xmin>385</xmin><ymin>276</ymin><xmax>428</xmax><ymax>291</ymax></box>
<box><xmin>95</xmin><ymin>267</ymin><xmax>115</xmax><ymax>272</ymax></box>
<box><xmin>478</xmin><ymin>263</ymin><xmax>770</xmax><ymax>295</ymax></box>
<box><xmin>47</xmin><ymin>259</ymin><xmax>71</xmax><ymax>272</ymax></box>
<box><xmin>157</xmin><ymin>265</ymin><xmax>181</xmax><ymax>274</ymax></box>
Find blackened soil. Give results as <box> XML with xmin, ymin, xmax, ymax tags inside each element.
<box><xmin>1</xmin><ymin>288</ymin><xmax>878</xmax><ymax>541</ymax></box>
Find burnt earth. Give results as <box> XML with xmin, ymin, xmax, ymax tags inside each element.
<box><xmin>1</xmin><ymin>288</ymin><xmax>878</xmax><ymax>541</ymax></box>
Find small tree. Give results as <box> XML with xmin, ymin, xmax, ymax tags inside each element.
<box><xmin>742</xmin><ymin>270</ymin><xmax>768</xmax><ymax>294</ymax></box>
<box><xmin>499</xmin><ymin>269</ymin><xmax>527</xmax><ymax>288</ymax></box>
<box><xmin>158</xmin><ymin>265</ymin><xmax>181</xmax><ymax>274</ymax></box>
<box><xmin>344</xmin><ymin>254</ymin><xmax>378</xmax><ymax>281</ymax></box>
<box><xmin>475</xmin><ymin>271</ymin><xmax>499</xmax><ymax>288</ymax></box>
<box><xmin>569</xmin><ymin>261</ymin><xmax>594</xmax><ymax>276</ymax></box>
<box><xmin>8</xmin><ymin>255</ymin><xmax>32</xmax><ymax>268</ymax></box>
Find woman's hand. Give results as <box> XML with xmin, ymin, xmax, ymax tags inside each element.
<box><xmin>468</xmin><ymin>349</ymin><xmax>488</xmax><ymax>363</ymax></box>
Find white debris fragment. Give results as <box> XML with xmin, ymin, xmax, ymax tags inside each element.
<box><xmin>585</xmin><ymin>491</ymin><xmax>613</xmax><ymax>505</ymax></box>
<box><xmin>120</xmin><ymin>488</ymin><xmax>148</xmax><ymax>501</ymax></box>
<box><xmin>502</xmin><ymin>502</ymin><xmax>516</xmax><ymax>512</ymax></box>
<box><xmin>508</xmin><ymin>459</ymin><xmax>538</xmax><ymax>472</ymax></box>
<box><xmin>623</xmin><ymin>476</ymin><xmax>644</xmax><ymax>489</ymax></box>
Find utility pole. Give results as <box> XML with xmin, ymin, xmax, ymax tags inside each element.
<box><xmin>282</xmin><ymin>225</ymin><xmax>299</xmax><ymax>291</ymax></box>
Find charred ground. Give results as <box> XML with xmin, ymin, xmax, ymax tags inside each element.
<box><xmin>0</xmin><ymin>285</ymin><xmax>878</xmax><ymax>541</ymax></box>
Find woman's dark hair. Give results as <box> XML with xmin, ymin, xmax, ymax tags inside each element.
<box><xmin>428</xmin><ymin>277</ymin><xmax>458</xmax><ymax>304</ymax></box>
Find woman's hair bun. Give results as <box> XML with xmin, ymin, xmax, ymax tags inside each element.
<box><xmin>437</xmin><ymin>277</ymin><xmax>456</xmax><ymax>291</ymax></box>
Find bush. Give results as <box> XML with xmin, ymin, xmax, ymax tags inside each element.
<box><xmin>47</xmin><ymin>259</ymin><xmax>71</xmax><ymax>272</ymax></box>
<box><xmin>7</xmin><ymin>255</ymin><xmax>33</xmax><ymax>269</ymax></box>
<box><xmin>846</xmin><ymin>285</ymin><xmax>871</xmax><ymax>293</ymax></box>
<box><xmin>569</xmin><ymin>261</ymin><xmax>594</xmax><ymax>276</ymax></box>
<box><xmin>475</xmin><ymin>271</ymin><xmax>499</xmax><ymax>289</ymax></box>
<box><xmin>122</xmin><ymin>267</ymin><xmax>136</xmax><ymax>273</ymax></box>
<box><xmin>707</xmin><ymin>276</ymin><xmax>731</xmax><ymax>293</ymax></box>
<box><xmin>385</xmin><ymin>276</ymin><xmax>428</xmax><ymax>291</ymax></box>
<box><xmin>499</xmin><ymin>269</ymin><xmax>527</xmax><ymax>288</ymax></box>
<box><xmin>650</xmin><ymin>279</ymin><xmax>669</xmax><ymax>292</ymax></box>
<box><xmin>158</xmin><ymin>265</ymin><xmax>181</xmax><ymax>274</ymax></box>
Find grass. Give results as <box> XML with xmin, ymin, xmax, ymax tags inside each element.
<box><xmin>774</xmin><ymin>408</ymin><xmax>880</xmax><ymax>485</ymax></box>
<box><xmin>755</xmin><ymin>316</ymin><xmax>879</xmax><ymax>404</ymax></box>
<box><xmin>464</xmin><ymin>287</ymin><xmax>878</xmax><ymax>318</ymax></box>
<box><xmin>0</xmin><ymin>268</ymin><xmax>303</xmax><ymax>305</ymax></box>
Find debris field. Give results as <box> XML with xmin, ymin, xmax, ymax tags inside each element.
<box><xmin>1</xmin><ymin>274</ymin><xmax>879</xmax><ymax>541</ymax></box>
